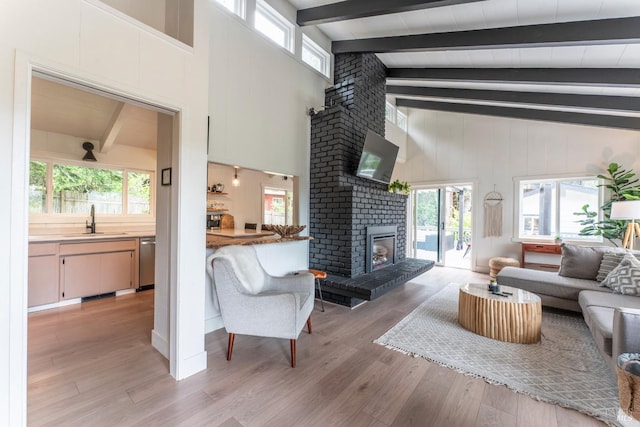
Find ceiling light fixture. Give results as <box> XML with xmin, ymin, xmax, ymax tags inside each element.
<box><xmin>232</xmin><ymin>167</ymin><xmax>239</xmax><ymax>187</ymax></box>
<box><xmin>82</xmin><ymin>141</ymin><xmax>97</xmax><ymax>161</ymax></box>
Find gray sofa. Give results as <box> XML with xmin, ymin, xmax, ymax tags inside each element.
<box><xmin>497</xmin><ymin>244</ymin><xmax>640</xmax><ymax>369</ymax></box>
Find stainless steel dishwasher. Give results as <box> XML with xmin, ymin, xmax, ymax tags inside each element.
<box><xmin>139</xmin><ymin>236</ymin><xmax>155</xmax><ymax>290</ymax></box>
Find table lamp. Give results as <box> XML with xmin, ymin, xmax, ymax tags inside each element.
<box><xmin>610</xmin><ymin>200</ymin><xmax>640</xmax><ymax>249</ymax></box>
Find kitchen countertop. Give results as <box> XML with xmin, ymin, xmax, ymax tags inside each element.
<box><xmin>206</xmin><ymin>229</ymin><xmax>275</xmax><ymax>238</ymax></box>
<box><xmin>206</xmin><ymin>234</ymin><xmax>312</xmax><ymax>248</ymax></box>
<box><xmin>29</xmin><ymin>230</ymin><xmax>155</xmax><ymax>243</ymax></box>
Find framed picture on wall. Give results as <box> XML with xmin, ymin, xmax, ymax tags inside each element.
<box><xmin>161</xmin><ymin>168</ymin><xmax>172</xmax><ymax>186</ymax></box>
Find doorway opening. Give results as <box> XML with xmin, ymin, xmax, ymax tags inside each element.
<box><xmin>25</xmin><ymin>70</ymin><xmax>177</xmax><ymax>414</ymax></box>
<box><xmin>410</xmin><ymin>184</ymin><xmax>473</xmax><ymax>269</ymax></box>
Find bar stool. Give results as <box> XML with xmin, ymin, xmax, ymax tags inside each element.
<box><xmin>308</xmin><ymin>269</ymin><xmax>326</xmax><ymax>312</ymax></box>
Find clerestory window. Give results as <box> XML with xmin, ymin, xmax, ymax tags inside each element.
<box><xmin>213</xmin><ymin>0</ymin><xmax>246</xmax><ymax>19</ymax></box>
<box><xmin>302</xmin><ymin>35</ymin><xmax>330</xmax><ymax>77</ymax></box>
<box><xmin>254</xmin><ymin>0</ymin><xmax>295</xmax><ymax>53</ymax></box>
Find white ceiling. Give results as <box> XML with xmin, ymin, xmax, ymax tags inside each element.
<box><xmin>295</xmin><ymin>0</ymin><xmax>640</xmax><ymax>43</ymax></box>
<box><xmin>31</xmin><ymin>77</ymin><xmax>158</xmax><ymax>151</ymax></box>
<box><xmin>290</xmin><ymin>0</ymin><xmax>640</xmax><ymax>125</ymax></box>
<box><xmin>29</xmin><ymin>1</ymin><xmax>640</xmax><ymax>140</ymax></box>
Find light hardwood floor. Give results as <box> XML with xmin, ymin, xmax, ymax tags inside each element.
<box><xmin>28</xmin><ymin>267</ymin><xmax>606</xmax><ymax>427</ymax></box>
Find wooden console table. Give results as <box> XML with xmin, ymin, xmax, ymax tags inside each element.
<box><xmin>521</xmin><ymin>242</ymin><xmax>562</xmax><ymax>270</ymax></box>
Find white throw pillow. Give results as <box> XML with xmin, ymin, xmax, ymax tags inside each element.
<box><xmin>601</xmin><ymin>254</ymin><xmax>640</xmax><ymax>296</ymax></box>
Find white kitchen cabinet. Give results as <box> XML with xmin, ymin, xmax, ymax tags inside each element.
<box><xmin>28</xmin><ymin>243</ymin><xmax>59</xmax><ymax>307</ymax></box>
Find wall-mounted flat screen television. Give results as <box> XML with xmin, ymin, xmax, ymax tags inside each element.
<box><xmin>355</xmin><ymin>130</ymin><xmax>399</xmax><ymax>184</ymax></box>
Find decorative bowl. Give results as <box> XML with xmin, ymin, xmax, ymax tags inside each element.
<box><xmin>263</xmin><ymin>224</ymin><xmax>306</xmax><ymax>238</ymax></box>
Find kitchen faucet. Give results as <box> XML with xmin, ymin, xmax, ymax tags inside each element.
<box><xmin>86</xmin><ymin>204</ymin><xmax>96</xmax><ymax>234</ymax></box>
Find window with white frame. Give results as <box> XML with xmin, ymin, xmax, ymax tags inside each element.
<box><xmin>396</xmin><ymin>110</ymin><xmax>407</xmax><ymax>131</ymax></box>
<box><xmin>516</xmin><ymin>176</ymin><xmax>600</xmax><ymax>240</ymax></box>
<box><xmin>385</xmin><ymin>101</ymin><xmax>396</xmax><ymax>123</ymax></box>
<box><xmin>254</xmin><ymin>0</ymin><xmax>294</xmax><ymax>53</ymax></box>
<box><xmin>214</xmin><ymin>0</ymin><xmax>246</xmax><ymax>19</ymax></box>
<box><xmin>263</xmin><ymin>187</ymin><xmax>293</xmax><ymax>225</ymax></box>
<box><xmin>29</xmin><ymin>160</ymin><xmax>153</xmax><ymax>217</ymax></box>
<box><xmin>302</xmin><ymin>35</ymin><xmax>330</xmax><ymax>77</ymax></box>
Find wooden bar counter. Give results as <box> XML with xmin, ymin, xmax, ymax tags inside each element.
<box><xmin>206</xmin><ymin>229</ymin><xmax>312</xmax><ymax>248</ymax></box>
<box><xmin>458</xmin><ymin>283</ymin><xmax>542</xmax><ymax>344</ymax></box>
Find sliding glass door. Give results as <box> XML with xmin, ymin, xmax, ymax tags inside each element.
<box><xmin>410</xmin><ymin>185</ymin><xmax>473</xmax><ymax>269</ymax></box>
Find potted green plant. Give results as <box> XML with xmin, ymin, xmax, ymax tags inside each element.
<box><xmin>575</xmin><ymin>162</ymin><xmax>640</xmax><ymax>246</ymax></box>
<box><xmin>388</xmin><ymin>179</ymin><xmax>410</xmax><ymax>195</ymax></box>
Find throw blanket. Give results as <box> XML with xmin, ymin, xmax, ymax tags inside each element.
<box><xmin>207</xmin><ymin>245</ymin><xmax>266</xmax><ymax>294</ymax></box>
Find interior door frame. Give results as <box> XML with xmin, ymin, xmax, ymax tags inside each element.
<box><xmin>10</xmin><ymin>52</ymin><xmax>183</xmax><ymax>425</ymax></box>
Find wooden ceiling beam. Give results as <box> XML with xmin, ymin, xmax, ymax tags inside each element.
<box><xmin>386</xmin><ymin>68</ymin><xmax>640</xmax><ymax>87</ymax></box>
<box><xmin>387</xmin><ymin>85</ymin><xmax>640</xmax><ymax>112</ymax></box>
<box><xmin>395</xmin><ymin>98</ymin><xmax>640</xmax><ymax>130</ymax></box>
<box><xmin>332</xmin><ymin>16</ymin><xmax>640</xmax><ymax>53</ymax></box>
<box><xmin>297</xmin><ymin>0</ymin><xmax>487</xmax><ymax>26</ymax></box>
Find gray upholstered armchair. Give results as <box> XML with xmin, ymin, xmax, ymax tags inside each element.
<box><xmin>209</xmin><ymin>245</ymin><xmax>315</xmax><ymax>367</ymax></box>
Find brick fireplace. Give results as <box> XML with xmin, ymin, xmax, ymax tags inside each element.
<box><xmin>307</xmin><ymin>53</ymin><xmax>433</xmax><ymax>306</ymax></box>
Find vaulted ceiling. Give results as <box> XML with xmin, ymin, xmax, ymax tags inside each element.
<box><xmin>30</xmin><ymin>77</ymin><xmax>158</xmax><ymax>152</ymax></box>
<box><xmin>291</xmin><ymin>0</ymin><xmax>640</xmax><ymax>130</ymax></box>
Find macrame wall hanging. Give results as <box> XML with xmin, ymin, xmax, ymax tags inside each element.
<box><xmin>484</xmin><ymin>187</ymin><xmax>504</xmax><ymax>237</ymax></box>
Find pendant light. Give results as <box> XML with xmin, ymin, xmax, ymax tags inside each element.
<box><xmin>232</xmin><ymin>167</ymin><xmax>239</xmax><ymax>187</ymax></box>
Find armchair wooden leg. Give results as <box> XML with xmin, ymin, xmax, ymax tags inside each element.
<box><xmin>307</xmin><ymin>316</ymin><xmax>312</xmax><ymax>334</ymax></box>
<box><xmin>290</xmin><ymin>339</ymin><xmax>296</xmax><ymax>368</ymax></box>
<box><xmin>227</xmin><ymin>333</ymin><xmax>235</xmax><ymax>361</ymax></box>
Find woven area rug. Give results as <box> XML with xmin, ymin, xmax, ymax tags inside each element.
<box><xmin>374</xmin><ymin>284</ymin><xmax>619</xmax><ymax>424</ymax></box>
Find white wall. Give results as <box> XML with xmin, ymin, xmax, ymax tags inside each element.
<box><xmin>1</xmin><ymin>0</ymin><xmax>209</xmax><ymax>424</ymax></box>
<box><xmin>394</xmin><ymin>109</ymin><xmax>640</xmax><ymax>272</ymax></box>
<box><xmin>207</xmin><ymin>5</ymin><xmax>329</xmax><ymax>231</ymax></box>
<box><xmin>386</xmin><ymin>119</ymin><xmax>407</xmax><ymax>165</ymax></box>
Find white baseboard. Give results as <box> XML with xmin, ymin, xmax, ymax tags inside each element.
<box><xmin>176</xmin><ymin>350</ymin><xmax>207</xmax><ymax>380</ymax></box>
<box><xmin>205</xmin><ymin>315</ymin><xmax>224</xmax><ymax>334</ymax></box>
<box><xmin>151</xmin><ymin>329</ymin><xmax>169</xmax><ymax>359</ymax></box>
<box><xmin>27</xmin><ymin>298</ymin><xmax>81</xmax><ymax>313</ymax></box>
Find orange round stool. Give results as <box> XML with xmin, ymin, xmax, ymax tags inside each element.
<box><xmin>308</xmin><ymin>269</ymin><xmax>326</xmax><ymax>312</ymax></box>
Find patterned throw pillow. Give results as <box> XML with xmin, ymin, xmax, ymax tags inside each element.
<box><xmin>596</xmin><ymin>250</ymin><xmax>640</xmax><ymax>283</ymax></box>
<box><xmin>596</xmin><ymin>252</ymin><xmax>626</xmax><ymax>283</ymax></box>
<box><xmin>601</xmin><ymin>254</ymin><xmax>640</xmax><ymax>296</ymax></box>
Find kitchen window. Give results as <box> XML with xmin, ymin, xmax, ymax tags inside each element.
<box><xmin>29</xmin><ymin>160</ymin><xmax>153</xmax><ymax>217</ymax></box>
<box><xmin>29</xmin><ymin>160</ymin><xmax>48</xmax><ymax>213</ymax></box>
<box><xmin>263</xmin><ymin>186</ymin><xmax>293</xmax><ymax>225</ymax></box>
<box><xmin>516</xmin><ymin>176</ymin><xmax>601</xmax><ymax>241</ymax></box>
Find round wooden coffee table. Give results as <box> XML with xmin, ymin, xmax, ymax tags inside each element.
<box><xmin>458</xmin><ymin>283</ymin><xmax>542</xmax><ymax>344</ymax></box>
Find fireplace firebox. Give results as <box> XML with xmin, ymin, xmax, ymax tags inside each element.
<box><xmin>366</xmin><ymin>226</ymin><xmax>397</xmax><ymax>273</ymax></box>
